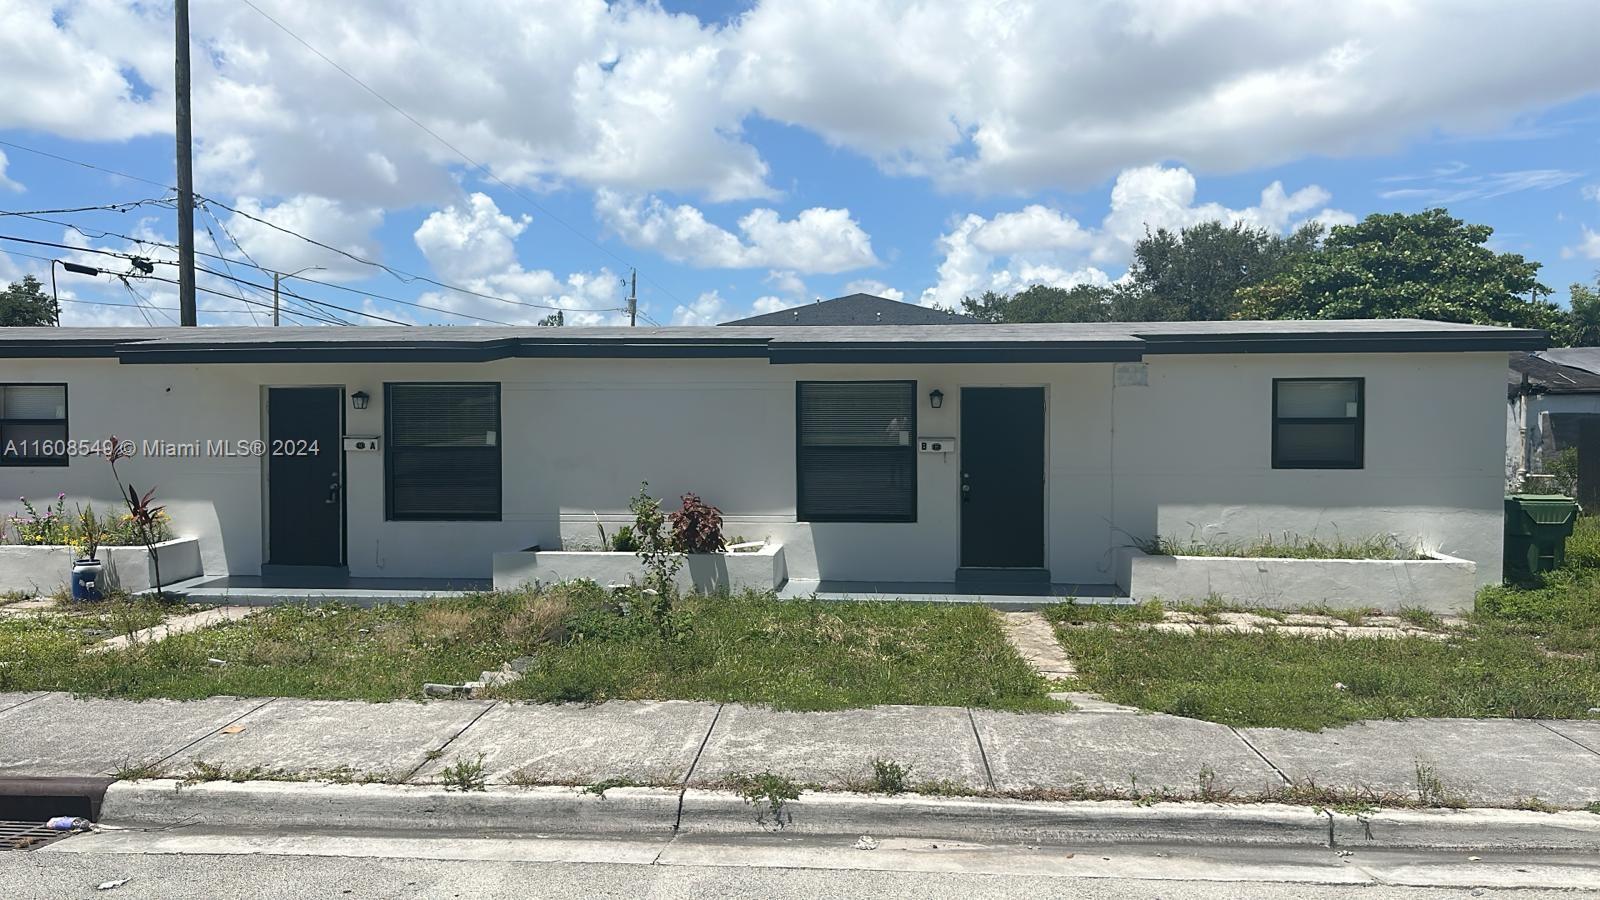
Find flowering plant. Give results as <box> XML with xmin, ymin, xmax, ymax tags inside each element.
<box><xmin>6</xmin><ymin>493</ymin><xmax>71</xmax><ymax>545</ymax></box>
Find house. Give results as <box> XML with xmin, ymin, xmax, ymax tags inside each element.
<box><xmin>1508</xmin><ymin>348</ymin><xmax>1600</xmax><ymax>505</ymax></box>
<box><xmin>0</xmin><ymin>320</ymin><xmax>1542</xmax><ymax>594</ymax></box>
<box><xmin>720</xmin><ymin>292</ymin><xmax>982</xmax><ymax>326</ymax></box>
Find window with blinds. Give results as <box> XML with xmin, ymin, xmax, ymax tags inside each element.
<box><xmin>1272</xmin><ymin>378</ymin><xmax>1364</xmax><ymax>469</ymax></box>
<box><xmin>796</xmin><ymin>381</ymin><xmax>917</xmax><ymax>522</ymax></box>
<box><xmin>385</xmin><ymin>383</ymin><xmax>501</xmax><ymax>520</ymax></box>
<box><xmin>0</xmin><ymin>384</ymin><xmax>68</xmax><ymax>467</ymax></box>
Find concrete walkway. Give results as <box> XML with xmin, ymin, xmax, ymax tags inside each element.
<box><xmin>2</xmin><ymin>692</ymin><xmax>1598</xmax><ymax>809</ymax></box>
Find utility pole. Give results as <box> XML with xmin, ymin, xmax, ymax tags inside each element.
<box><xmin>628</xmin><ymin>267</ymin><xmax>637</xmax><ymax>327</ymax></box>
<box><xmin>174</xmin><ymin>0</ymin><xmax>197</xmax><ymax>326</ymax></box>
<box><xmin>272</xmin><ymin>272</ymin><xmax>281</xmax><ymax>326</ymax></box>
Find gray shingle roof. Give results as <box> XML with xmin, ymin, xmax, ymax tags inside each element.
<box><xmin>720</xmin><ymin>293</ymin><xmax>983</xmax><ymax>326</ymax></box>
<box><xmin>1509</xmin><ymin>349</ymin><xmax>1600</xmax><ymax>396</ymax></box>
<box><xmin>0</xmin><ymin>318</ymin><xmax>1550</xmax><ymax>365</ymax></box>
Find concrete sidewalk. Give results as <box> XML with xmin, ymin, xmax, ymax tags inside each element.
<box><xmin>3</xmin><ymin>692</ymin><xmax>1599</xmax><ymax>810</ymax></box>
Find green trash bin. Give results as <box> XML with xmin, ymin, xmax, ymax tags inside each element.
<box><xmin>1504</xmin><ymin>494</ymin><xmax>1579</xmax><ymax>578</ymax></box>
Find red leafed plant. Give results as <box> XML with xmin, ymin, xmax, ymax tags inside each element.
<box><xmin>670</xmin><ymin>493</ymin><xmax>725</xmax><ymax>554</ymax></box>
<box><xmin>107</xmin><ymin>435</ymin><xmax>169</xmax><ymax>600</ymax></box>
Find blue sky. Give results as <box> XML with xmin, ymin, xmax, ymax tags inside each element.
<box><xmin>1</xmin><ymin>0</ymin><xmax>1598</xmax><ymax>327</ymax></box>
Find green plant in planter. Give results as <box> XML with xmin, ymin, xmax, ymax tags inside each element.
<box><xmin>629</xmin><ymin>482</ymin><xmax>681</xmax><ymax>599</ymax></box>
<box><xmin>74</xmin><ymin>503</ymin><xmax>104</xmax><ymax>560</ymax></box>
<box><xmin>610</xmin><ymin>525</ymin><xmax>639</xmax><ymax>553</ymax></box>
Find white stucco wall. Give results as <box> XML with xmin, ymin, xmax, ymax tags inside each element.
<box><xmin>1109</xmin><ymin>352</ymin><xmax>1508</xmax><ymax>588</ymax></box>
<box><xmin>0</xmin><ymin>349</ymin><xmax>1508</xmax><ymax>588</ymax></box>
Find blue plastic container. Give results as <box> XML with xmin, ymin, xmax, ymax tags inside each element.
<box><xmin>70</xmin><ymin>558</ymin><xmax>104</xmax><ymax>602</ymax></box>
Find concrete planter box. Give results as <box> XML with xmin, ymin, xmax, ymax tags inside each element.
<box><xmin>1113</xmin><ymin>547</ymin><xmax>1478</xmax><ymax>614</ymax></box>
<box><xmin>493</xmin><ymin>543</ymin><xmax>786</xmax><ymax>594</ymax></box>
<box><xmin>0</xmin><ymin>537</ymin><xmax>203</xmax><ymax>597</ymax></box>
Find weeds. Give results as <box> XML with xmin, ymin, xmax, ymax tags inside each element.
<box><xmin>867</xmin><ymin>758</ymin><xmax>913</xmax><ymax>795</ymax></box>
<box><xmin>1413</xmin><ymin>762</ymin><xmax>1463</xmax><ymax>808</ymax></box>
<box><xmin>439</xmin><ymin>753</ymin><xmax>488</xmax><ymax>792</ymax></box>
<box><xmin>582</xmin><ymin>777</ymin><xmax>643</xmax><ymax>799</ymax></box>
<box><xmin>1138</xmin><ymin>531</ymin><xmax>1424</xmax><ymax>561</ymax></box>
<box><xmin>730</xmin><ymin>771</ymin><xmax>803</xmax><ymax>822</ymax></box>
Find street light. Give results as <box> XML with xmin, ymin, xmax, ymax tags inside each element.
<box><xmin>272</xmin><ymin>265</ymin><xmax>325</xmax><ymax>326</ymax></box>
<box><xmin>50</xmin><ymin>260</ymin><xmax>103</xmax><ymax>326</ymax></box>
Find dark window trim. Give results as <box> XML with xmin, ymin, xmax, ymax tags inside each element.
<box><xmin>384</xmin><ymin>382</ymin><xmax>502</xmax><ymax>522</ymax></box>
<box><xmin>0</xmin><ymin>382</ymin><xmax>69</xmax><ymax>468</ymax></box>
<box><xmin>1271</xmin><ymin>377</ymin><xmax>1365</xmax><ymax>470</ymax></box>
<box><xmin>795</xmin><ymin>379</ymin><xmax>918</xmax><ymax>523</ymax></box>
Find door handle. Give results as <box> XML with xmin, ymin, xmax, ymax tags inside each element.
<box><xmin>961</xmin><ymin>473</ymin><xmax>971</xmax><ymax>503</ymax></box>
<box><xmin>326</xmin><ymin>472</ymin><xmax>341</xmax><ymax>505</ymax></box>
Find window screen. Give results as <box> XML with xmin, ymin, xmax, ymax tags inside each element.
<box><xmin>385</xmin><ymin>383</ymin><xmax>501</xmax><ymax>520</ymax></box>
<box><xmin>797</xmin><ymin>381</ymin><xmax>916</xmax><ymax>522</ymax></box>
<box><xmin>1273</xmin><ymin>378</ymin><xmax>1363</xmax><ymax>469</ymax></box>
<box><xmin>0</xmin><ymin>384</ymin><xmax>68</xmax><ymax>467</ymax></box>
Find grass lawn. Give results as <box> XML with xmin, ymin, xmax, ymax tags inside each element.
<box><xmin>1048</xmin><ymin>518</ymin><xmax>1600</xmax><ymax>731</ymax></box>
<box><xmin>0</xmin><ymin>585</ymin><xmax>1059</xmax><ymax>712</ymax></box>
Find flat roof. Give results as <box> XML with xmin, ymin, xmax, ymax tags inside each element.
<box><xmin>0</xmin><ymin>319</ymin><xmax>1548</xmax><ymax>364</ymax></box>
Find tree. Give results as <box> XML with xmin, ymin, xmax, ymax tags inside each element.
<box><xmin>1562</xmin><ymin>279</ymin><xmax>1600</xmax><ymax>347</ymax></box>
<box><xmin>960</xmin><ymin>284</ymin><xmax>1120</xmax><ymax>323</ymax></box>
<box><xmin>958</xmin><ymin>220</ymin><xmax>1321</xmax><ymax>325</ymax></box>
<box><xmin>1126</xmin><ymin>221</ymin><xmax>1322</xmax><ymax>321</ymax></box>
<box><xmin>0</xmin><ymin>275</ymin><xmax>59</xmax><ymax>326</ymax></box>
<box><xmin>1236</xmin><ymin>209</ymin><xmax>1562</xmax><ymax>330</ymax></box>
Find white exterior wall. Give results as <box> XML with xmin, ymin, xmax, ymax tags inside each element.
<box><xmin>0</xmin><ymin>349</ymin><xmax>1507</xmax><ymax>588</ymax></box>
<box><xmin>1110</xmin><ymin>352</ymin><xmax>1508</xmax><ymax>588</ymax></box>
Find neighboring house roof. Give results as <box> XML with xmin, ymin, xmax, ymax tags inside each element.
<box><xmin>0</xmin><ymin>319</ymin><xmax>1548</xmax><ymax>365</ymax></box>
<box><xmin>1509</xmin><ymin>349</ymin><xmax>1600</xmax><ymax>398</ymax></box>
<box><xmin>719</xmin><ymin>293</ymin><xmax>982</xmax><ymax>326</ymax></box>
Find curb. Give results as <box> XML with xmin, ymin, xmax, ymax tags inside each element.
<box><xmin>97</xmin><ymin>780</ymin><xmax>1600</xmax><ymax>851</ymax></box>
<box><xmin>100</xmin><ymin>781</ymin><xmax>681</xmax><ymax>835</ymax></box>
<box><xmin>678</xmin><ymin>791</ymin><xmax>1331</xmax><ymax>846</ymax></box>
<box><xmin>1333</xmin><ymin>807</ymin><xmax>1600</xmax><ymax>851</ymax></box>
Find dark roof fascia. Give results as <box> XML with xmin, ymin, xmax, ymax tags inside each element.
<box><xmin>766</xmin><ymin>340</ymin><xmax>1145</xmax><ymax>365</ymax></box>
<box><xmin>0</xmin><ymin>337</ymin><xmax>128</xmax><ymax>358</ymax></box>
<box><xmin>1137</xmin><ymin>330</ymin><xmax>1550</xmax><ymax>355</ymax></box>
<box><xmin>112</xmin><ymin>336</ymin><xmax>773</xmax><ymax>364</ymax></box>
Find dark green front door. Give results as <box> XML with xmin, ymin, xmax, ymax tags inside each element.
<box><xmin>267</xmin><ymin>387</ymin><xmax>343</xmax><ymax>566</ymax></box>
<box><xmin>960</xmin><ymin>387</ymin><xmax>1045</xmax><ymax>568</ymax></box>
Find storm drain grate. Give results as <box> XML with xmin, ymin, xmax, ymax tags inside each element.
<box><xmin>0</xmin><ymin>820</ymin><xmax>73</xmax><ymax>852</ymax></box>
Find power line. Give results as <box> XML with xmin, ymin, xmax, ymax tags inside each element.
<box><xmin>0</xmin><ymin>139</ymin><xmax>175</xmax><ymax>190</ymax></box>
<box><xmin>0</xmin><ymin>136</ymin><xmax>649</xmax><ymax>320</ymax></box>
<box><xmin>0</xmin><ymin>198</ymin><xmax>175</xmax><ymax>217</ymax></box>
<box><xmin>199</xmin><ymin>196</ymin><xmax>627</xmax><ymax>315</ymax></box>
<box><xmin>236</xmin><ymin>0</ymin><xmax>683</xmax><ymax>316</ymax></box>
<box><xmin>0</xmin><ymin>234</ymin><xmax>383</xmax><ymax>325</ymax></box>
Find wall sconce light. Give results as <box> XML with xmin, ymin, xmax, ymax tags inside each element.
<box><xmin>928</xmin><ymin>389</ymin><xmax>944</xmax><ymax>409</ymax></box>
<box><xmin>350</xmin><ymin>390</ymin><xmax>370</xmax><ymax>410</ymax></box>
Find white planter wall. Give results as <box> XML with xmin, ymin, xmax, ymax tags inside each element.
<box><xmin>0</xmin><ymin>538</ymin><xmax>203</xmax><ymax>597</ymax></box>
<box><xmin>492</xmin><ymin>543</ymin><xmax>786</xmax><ymax>594</ymax></box>
<box><xmin>1113</xmin><ymin>547</ymin><xmax>1478</xmax><ymax>613</ymax></box>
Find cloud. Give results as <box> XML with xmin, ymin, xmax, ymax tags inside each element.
<box><xmin>411</xmin><ymin>192</ymin><xmax>624</xmax><ymax>325</ymax></box>
<box><xmin>10</xmin><ymin>0</ymin><xmax>1597</xmax><ymax>206</ymax></box>
<box><xmin>414</xmin><ymin>193</ymin><xmax>530</xmax><ymax>282</ymax></box>
<box><xmin>0</xmin><ymin>150</ymin><xmax>21</xmax><ymax>192</ymax></box>
<box><xmin>1584</xmin><ymin>184</ymin><xmax>1600</xmax><ymax>203</ymax></box>
<box><xmin>595</xmin><ymin>190</ymin><xmax>879</xmax><ymax>274</ymax></box>
<box><xmin>920</xmin><ymin>165</ymin><xmax>1348</xmax><ymax>307</ymax></box>
<box><xmin>1377</xmin><ymin>167</ymin><xmax>1582</xmax><ymax>203</ymax></box>
<box><xmin>842</xmin><ymin>278</ymin><xmax>905</xmax><ymax>302</ymax></box>
<box><xmin>219</xmin><ymin>195</ymin><xmax>384</xmax><ymax>282</ymax></box>
<box><xmin>671</xmin><ymin>289</ymin><xmax>727</xmax><ymax>325</ymax></box>
<box><xmin>1564</xmin><ymin>226</ymin><xmax>1600</xmax><ymax>261</ymax></box>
